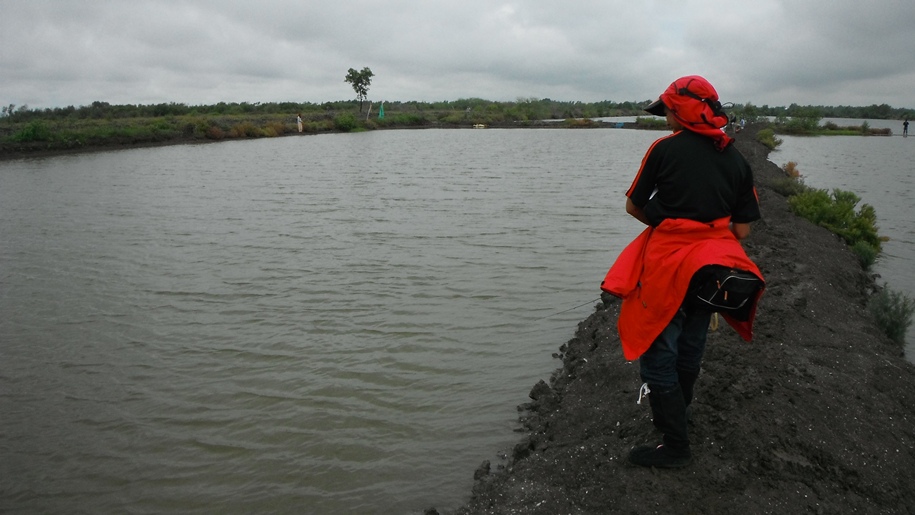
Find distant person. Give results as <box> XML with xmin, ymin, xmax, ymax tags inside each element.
<box><xmin>601</xmin><ymin>75</ymin><xmax>764</xmax><ymax>469</ymax></box>
<box><xmin>297</xmin><ymin>113</ymin><xmax>304</xmax><ymax>133</ymax></box>
<box><xmin>904</xmin><ymin>119</ymin><xmax>909</xmax><ymax>138</ymax></box>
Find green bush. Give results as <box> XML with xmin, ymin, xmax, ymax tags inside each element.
<box><xmin>770</xmin><ymin>176</ymin><xmax>809</xmax><ymax>197</ymax></box>
<box><xmin>851</xmin><ymin>240</ymin><xmax>880</xmax><ymax>269</ymax></box>
<box><xmin>756</xmin><ymin>128</ymin><xmax>782</xmax><ymax>149</ymax></box>
<box><xmin>781</xmin><ymin>117</ymin><xmax>821</xmax><ymax>134</ymax></box>
<box><xmin>334</xmin><ymin>113</ymin><xmax>358</xmax><ymax>131</ymax></box>
<box><xmin>11</xmin><ymin>121</ymin><xmax>54</xmax><ymax>142</ymax></box>
<box><xmin>867</xmin><ymin>286</ymin><xmax>915</xmax><ymax>345</ymax></box>
<box><xmin>439</xmin><ymin>113</ymin><xmax>466</xmax><ymax>124</ymax></box>
<box><xmin>787</xmin><ymin>188</ymin><xmax>883</xmax><ymax>268</ymax></box>
<box><xmin>230</xmin><ymin>121</ymin><xmax>262</xmax><ymax>137</ymax></box>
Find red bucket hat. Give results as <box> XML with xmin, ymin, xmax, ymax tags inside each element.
<box><xmin>645</xmin><ymin>75</ymin><xmax>733</xmax><ymax>150</ymax></box>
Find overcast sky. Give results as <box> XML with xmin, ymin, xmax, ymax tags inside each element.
<box><xmin>2</xmin><ymin>1</ymin><xmax>913</xmax><ymax>110</ymax></box>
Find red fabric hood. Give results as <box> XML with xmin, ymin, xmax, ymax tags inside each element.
<box><xmin>656</xmin><ymin>75</ymin><xmax>733</xmax><ymax>151</ymax></box>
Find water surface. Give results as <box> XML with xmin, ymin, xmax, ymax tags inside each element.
<box><xmin>0</xmin><ymin>129</ymin><xmax>654</xmax><ymax>514</ymax></box>
<box><xmin>2</xmin><ymin>127</ymin><xmax>911</xmax><ymax>513</ymax></box>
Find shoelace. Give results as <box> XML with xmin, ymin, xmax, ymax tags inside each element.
<box><xmin>637</xmin><ymin>383</ymin><xmax>651</xmax><ymax>405</ymax></box>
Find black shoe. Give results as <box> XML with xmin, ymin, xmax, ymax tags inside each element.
<box><xmin>631</xmin><ymin>383</ymin><xmax>692</xmax><ymax>468</ymax></box>
<box><xmin>629</xmin><ymin>443</ymin><xmax>692</xmax><ymax>468</ymax></box>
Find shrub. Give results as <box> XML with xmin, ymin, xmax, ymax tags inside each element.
<box><xmin>851</xmin><ymin>240</ymin><xmax>880</xmax><ymax>269</ymax></box>
<box><xmin>770</xmin><ymin>176</ymin><xmax>809</xmax><ymax>197</ymax></box>
<box><xmin>756</xmin><ymin>128</ymin><xmax>782</xmax><ymax>149</ymax></box>
<box><xmin>205</xmin><ymin>126</ymin><xmax>225</xmax><ymax>140</ymax></box>
<box><xmin>564</xmin><ymin>118</ymin><xmax>598</xmax><ymax>128</ymax></box>
<box><xmin>787</xmin><ymin>188</ymin><xmax>883</xmax><ymax>268</ymax></box>
<box><xmin>385</xmin><ymin>113</ymin><xmax>427</xmax><ymax>125</ymax></box>
<box><xmin>230</xmin><ymin>122</ymin><xmax>261</xmax><ymax>138</ymax></box>
<box><xmin>769</xmin><ymin>161</ymin><xmax>808</xmax><ymax>197</ymax></box>
<box><xmin>151</xmin><ymin>119</ymin><xmax>172</xmax><ymax>133</ymax></box>
<box><xmin>11</xmin><ymin>121</ymin><xmax>54</xmax><ymax>142</ymax></box>
<box><xmin>439</xmin><ymin>113</ymin><xmax>466</xmax><ymax>125</ymax></box>
<box><xmin>867</xmin><ymin>286</ymin><xmax>915</xmax><ymax>345</ymax></box>
<box><xmin>334</xmin><ymin>113</ymin><xmax>358</xmax><ymax>131</ymax></box>
<box><xmin>634</xmin><ymin>116</ymin><xmax>667</xmax><ymax>129</ymax></box>
<box><xmin>193</xmin><ymin>118</ymin><xmax>210</xmax><ymax>135</ymax></box>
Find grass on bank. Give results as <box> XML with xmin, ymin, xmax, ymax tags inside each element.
<box><xmin>0</xmin><ymin>98</ymin><xmax>659</xmax><ymax>152</ymax></box>
<box><xmin>777</xmin><ymin>118</ymin><xmax>894</xmax><ymax>136</ymax></box>
<box><xmin>738</xmin><ymin>109</ymin><xmax>895</xmax><ymax>137</ymax></box>
<box><xmin>0</xmin><ymin>110</ymin><xmax>623</xmax><ymax>152</ymax></box>
<box><xmin>868</xmin><ymin>287</ymin><xmax>915</xmax><ymax>345</ymax></box>
<box><xmin>756</xmin><ymin>128</ymin><xmax>783</xmax><ymax>150</ymax></box>
<box><xmin>771</xmin><ymin>161</ymin><xmax>913</xmax><ymax>346</ymax></box>
<box><xmin>4</xmin><ymin>103</ymin><xmax>901</xmax><ymax>155</ymax></box>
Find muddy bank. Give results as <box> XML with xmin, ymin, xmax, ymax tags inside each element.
<box><xmin>445</xmin><ymin>125</ymin><xmax>915</xmax><ymax>515</ymax></box>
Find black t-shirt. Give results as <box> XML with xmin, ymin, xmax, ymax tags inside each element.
<box><xmin>627</xmin><ymin>129</ymin><xmax>760</xmax><ymax>226</ymax></box>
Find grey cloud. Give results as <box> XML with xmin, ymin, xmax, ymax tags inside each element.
<box><xmin>1</xmin><ymin>0</ymin><xmax>912</xmax><ymax>109</ymax></box>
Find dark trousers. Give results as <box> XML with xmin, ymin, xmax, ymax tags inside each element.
<box><xmin>639</xmin><ymin>306</ymin><xmax>712</xmax><ymax>389</ymax></box>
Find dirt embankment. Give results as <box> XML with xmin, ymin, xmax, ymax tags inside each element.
<box><xmin>446</xmin><ymin>125</ymin><xmax>915</xmax><ymax>515</ymax></box>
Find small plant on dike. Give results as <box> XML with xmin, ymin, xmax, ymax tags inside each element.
<box><xmin>787</xmin><ymin>188</ymin><xmax>884</xmax><ymax>269</ymax></box>
<box><xmin>11</xmin><ymin>120</ymin><xmax>53</xmax><ymax>142</ymax></box>
<box><xmin>770</xmin><ymin>161</ymin><xmax>809</xmax><ymax>197</ymax></box>
<box><xmin>334</xmin><ymin>112</ymin><xmax>359</xmax><ymax>132</ymax></box>
<box><xmin>756</xmin><ymin>128</ymin><xmax>782</xmax><ymax>149</ymax></box>
<box><xmin>867</xmin><ymin>285</ymin><xmax>915</xmax><ymax>345</ymax></box>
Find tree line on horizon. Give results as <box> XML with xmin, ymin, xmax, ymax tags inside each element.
<box><xmin>2</xmin><ymin>98</ymin><xmax>912</xmax><ymax>123</ymax></box>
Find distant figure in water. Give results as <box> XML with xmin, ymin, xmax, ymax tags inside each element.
<box><xmin>297</xmin><ymin>114</ymin><xmax>304</xmax><ymax>133</ymax></box>
<box><xmin>904</xmin><ymin>119</ymin><xmax>909</xmax><ymax>138</ymax></box>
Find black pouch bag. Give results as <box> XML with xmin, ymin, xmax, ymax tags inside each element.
<box><xmin>686</xmin><ymin>265</ymin><xmax>763</xmax><ymax>321</ymax></box>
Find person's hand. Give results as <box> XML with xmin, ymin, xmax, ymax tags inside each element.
<box><xmin>730</xmin><ymin>222</ymin><xmax>751</xmax><ymax>239</ymax></box>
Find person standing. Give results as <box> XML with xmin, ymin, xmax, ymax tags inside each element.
<box><xmin>297</xmin><ymin>113</ymin><xmax>304</xmax><ymax>133</ymax></box>
<box><xmin>601</xmin><ymin>75</ymin><xmax>764</xmax><ymax>468</ymax></box>
<box><xmin>904</xmin><ymin>119</ymin><xmax>909</xmax><ymax>137</ymax></box>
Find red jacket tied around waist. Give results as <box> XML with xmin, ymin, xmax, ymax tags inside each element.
<box><xmin>601</xmin><ymin>217</ymin><xmax>764</xmax><ymax>361</ymax></box>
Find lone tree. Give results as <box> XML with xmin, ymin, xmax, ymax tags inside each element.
<box><xmin>344</xmin><ymin>67</ymin><xmax>374</xmax><ymax>112</ymax></box>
